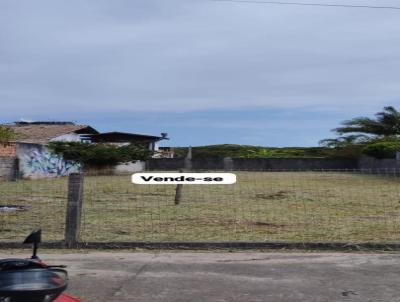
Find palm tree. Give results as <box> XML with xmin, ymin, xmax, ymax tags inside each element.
<box><xmin>334</xmin><ymin>106</ymin><xmax>400</xmax><ymax>137</ymax></box>
<box><xmin>319</xmin><ymin>134</ymin><xmax>370</xmax><ymax>148</ymax></box>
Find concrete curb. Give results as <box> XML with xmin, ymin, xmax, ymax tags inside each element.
<box><xmin>1</xmin><ymin>241</ymin><xmax>400</xmax><ymax>251</ymax></box>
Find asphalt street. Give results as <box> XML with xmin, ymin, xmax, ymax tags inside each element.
<box><xmin>1</xmin><ymin>252</ymin><xmax>399</xmax><ymax>302</ymax></box>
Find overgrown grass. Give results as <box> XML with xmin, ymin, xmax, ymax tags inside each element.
<box><xmin>1</xmin><ymin>172</ymin><xmax>400</xmax><ymax>243</ymax></box>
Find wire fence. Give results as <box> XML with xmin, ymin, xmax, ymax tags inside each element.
<box><xmin>0</xmin><ymin>177</ymin><xmax>68</xmax><ymax>241</ymax></box>
<box><xmin>1</xmin><ymin>169</ymin><xmax>400</xmax><ymax>246</ymax></box>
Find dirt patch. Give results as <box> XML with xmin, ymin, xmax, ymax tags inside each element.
<box><xmin>255</xmin><ymin>191</ymin><xmax>292</xmax><ymax>200</ymax></box>
<box><xmin>251</xmin><ymin>221</ymin><xmax>287</xmax><ymax>228</ymax></box>
<box><xmin>113</xmin><ymin>230</ymin><xmax>131</xmax><ymax>235</ymax></box>
<box><xmin>223</xmin><ymin>219</ymin><xmax>288</xmax><ymax>229</ymax></box>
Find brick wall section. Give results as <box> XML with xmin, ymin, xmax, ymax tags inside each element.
<box><xmin>0</xmin><ymin>143</ymin><xmax>16</xmax><ymax>157</ymax></box>
<box><xmin>0</xmin><ymin>156</ymin><xmax>18</xmax><ymax>181</ymax></box>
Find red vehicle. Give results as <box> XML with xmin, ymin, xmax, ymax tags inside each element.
<box><xmin>0</xmin><ymin>230</ymin><xmax>81</xmax><ymax>302</ymax></box>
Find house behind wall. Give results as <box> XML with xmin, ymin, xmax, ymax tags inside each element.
<box><xmin>0</xmin><ymin>122</ymin><xmax>166</xmax><ymax>178</ymax></box>
<box><xmin>0</xmin><ymin>122</ymin><xmax>95</xmax><ymax>179</ymax></box>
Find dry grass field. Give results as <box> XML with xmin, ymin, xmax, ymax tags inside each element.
<box><xmin>0</xmin><ymin>171</ymin><xmax>399</xmax><ymax>243</ymax></box>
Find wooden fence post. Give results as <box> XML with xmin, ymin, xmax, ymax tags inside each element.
<box><xmin>174</xmin><ymin>175</ymin><xmax>183</xmax><ymax>205</ymax></box>
<box><xmin>65</xmin><ymin>173</ymin><xmax>84</xmax><ymax>248</ymax></box>
<box><xmin>174</xmin><ymin>147</ymin><xmax>192</xmax><ymax>205</ymax></box>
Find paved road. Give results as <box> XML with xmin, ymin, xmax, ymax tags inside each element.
<box><xmin>1</xmin><ymin>252</ymin><xmax>400</xmax><ymax>302</ymax></box>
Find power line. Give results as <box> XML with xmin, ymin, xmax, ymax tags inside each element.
<box><xmin>212</xmin><ymin>0</ymin><xmax>400</xmax><ymax>10</ymax></box>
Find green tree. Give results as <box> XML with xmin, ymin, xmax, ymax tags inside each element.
<box><xmin>362</xmin><ymin>141</ymin><xmax>400</xmax><ymax>159</ymax></box>
<box><xmin>319</xmin><ymin>134</ymin><xmax>369</xmax><ymax>148</ymax></box>
<box><xmin>334</xmin><ymin>106</ymin><xmax>400</xmax><ymax>137</ymax></box>
<box><xmin>49</xmin><ymin>142</ymin><xmax>152</xmax><ymax>167</ymax></box>
<box><xmin>0</xmin><ymin>126</ymin><xmax>18</xmax><ymax>144</ymax></box>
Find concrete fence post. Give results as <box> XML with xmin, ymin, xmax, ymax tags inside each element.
<box><xmin>223</xmin><ymin>157</ymin><xmax>234</xmax><ymax>171</ymax></box>
<box><xmin>65</xmin><ymin>173</ymin><xmax>84</xmax><ymax>248</ymax></box>
<box><xmin>183</xmin><ymin>146</ymin><xmax>192</xmax><ymax>170</ymax></box>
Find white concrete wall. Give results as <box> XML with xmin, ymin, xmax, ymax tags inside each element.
<box><xmin>114</xmin><ymin>161</ymin><xmax>146</xmax><ymax>173</ymax></box>
<box><xmin>50</xmin><ymin>133</ymin><xmax>82</xmax><ymax>142</ymax></box>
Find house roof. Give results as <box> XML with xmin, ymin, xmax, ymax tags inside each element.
<box><xmin>89</xmin><ymin>131</ymin><xmax>166</xmax><ymax>143</ymax></box>
<box><xmin>3</xmin><ymin>123</ymin><xmax>99</xmax><ymax>144</ymax></box>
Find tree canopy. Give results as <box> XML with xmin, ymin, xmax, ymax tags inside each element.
<box><xmin>334</xmin><ymin>106</ymin><xmax>400</xmax><ymax>136</ymax></box>
<box><xmin>49</xmin><ymin>142</ymin><xmax>152</xmax><ymax>167</ymax></box>
<box><xmin>0</xmin><ymin>126</ymin><xmax>18</xmax><ymax>144</ymax></box>
<box><xmin>319</xmin><ymin>134</ymin><xmax>370</xmax><ymax>148</ymax></box>
<box><xmin>319</xmin><ymin>106</ymin><xmax>400</xmax><ymax>159</ymax></box>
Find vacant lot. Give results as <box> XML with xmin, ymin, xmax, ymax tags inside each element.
<box><xmin>0</xmin><ymin>171</ymin><xmax>399</xmax><ymax>243</ymax></box>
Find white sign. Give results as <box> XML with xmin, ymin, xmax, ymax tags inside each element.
<box><xmin>132</xmin><ymin>173</ymin><xmax>236</xmax><ymax>185</ymax></box>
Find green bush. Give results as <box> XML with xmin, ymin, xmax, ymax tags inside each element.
<box><xmin>324</xmin><ymin>145</ymin><xmax>364</xmax><ymax>159</ymax></box>
<box><xmin>362</xmin><ymin>141</ymin><xmax>400</xmax><ymax>159</ymax></box>
<box><xmin>49</xmin><ymin>142</ymin><xmax>152</xmax><ymax>166</ymax></box>
<box><xmin>0</xmin><ymin>126</ymin><xmax>19</xmax><ymax>144</ymax></box>
<box><xmin>174</xmin><ymin>144</ymin><xmax>330</xmax><ymax>158</ymax></box>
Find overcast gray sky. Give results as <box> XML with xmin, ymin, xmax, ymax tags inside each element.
<box><xmin>1</xmin><ymin>0</ymin><xmax>399</xmax><ymax>146</ymax></box>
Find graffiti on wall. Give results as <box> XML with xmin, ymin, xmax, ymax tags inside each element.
<box><xmin>19</xmin><ymin>144</ymin><xmax>81</xmax><ymax>178</ymax></box>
